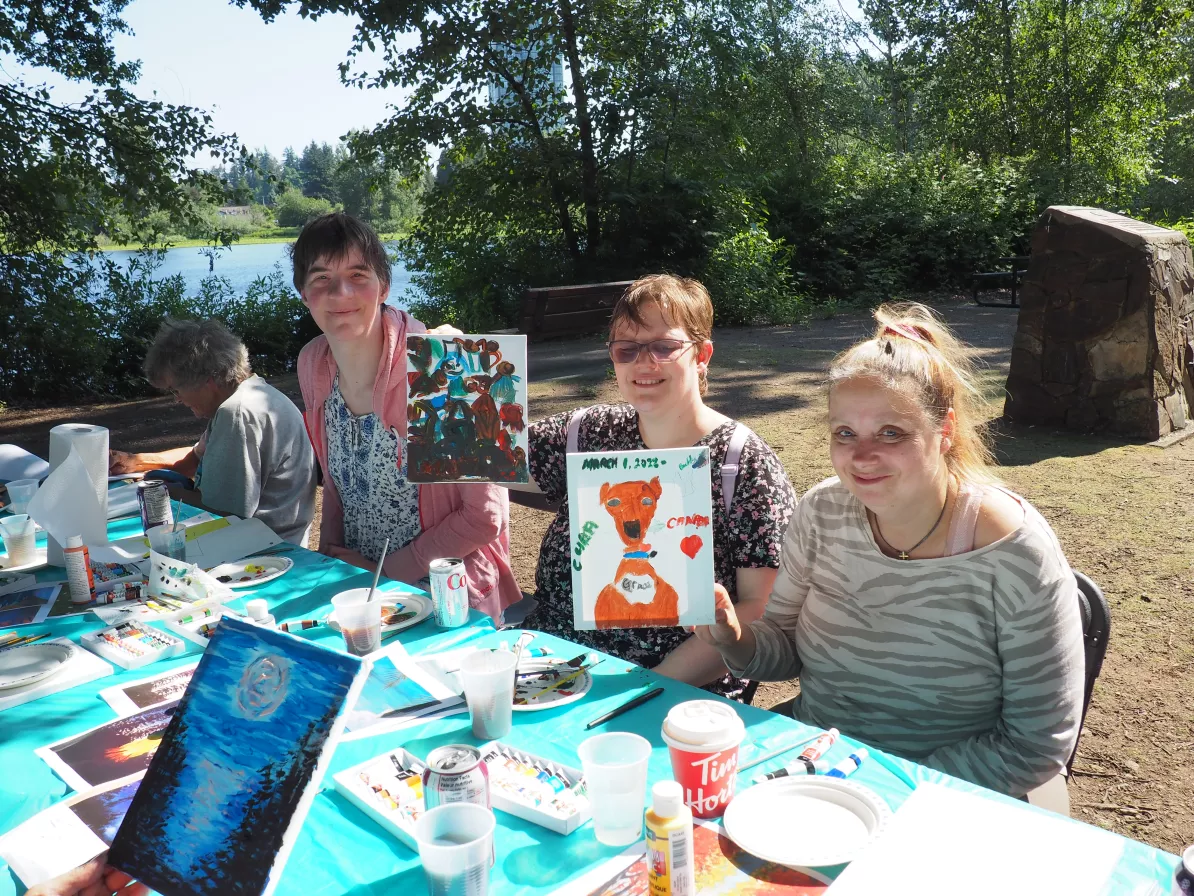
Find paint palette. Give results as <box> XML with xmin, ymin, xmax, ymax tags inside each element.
<box><xmin>80</xmin><ymin>621</ymin><xmax>186</xmax><ymax>670</ymax></box>
<box><xmin>0</xmin><ymin>641</ymin><xmax>76</xmax><ymax>690</ymax></box>
<box><xmin>206</xmin><ymin>556</ymin><xmax>293</xmax><ymax>588</ymax></box>
<box><xmin>512</xmin><ymin>657</ymin><xmax>593</xmax><ymax>711</ymax></box>
<box><xmin>328</xmin><ymin>593</ymin><xmax>433</xmax><ymax>634</ymax></box>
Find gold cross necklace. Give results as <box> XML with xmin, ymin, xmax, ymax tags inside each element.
<box><xmin>872</xmin><ymin>482</ymin><xmax>952</xmax><ymax>560</ymax></box>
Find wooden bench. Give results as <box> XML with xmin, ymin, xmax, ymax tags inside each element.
<box><xmin>518</xmin><ymin>280</ymin><xmax>634</xmax><ymax>341</ymax></box>
<box><xmin>972</xmin><ymin>255</ymin><xmax>1031</xmax><ymax>307</ymax></box>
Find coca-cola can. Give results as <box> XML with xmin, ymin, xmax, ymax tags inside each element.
<box><xmin>430</xmin><ymin>557</ymin><xmax>469</xmax><ymax>628</ymax></box>
<box><xmin>137</xmin><ymin>480</ymin><xmax>174</xmax><ymax>532</ymax></box>
<box><xmin>422</xmin><ymin>744</ymin><xmax>490</xmax><ymax>810</ymax></box>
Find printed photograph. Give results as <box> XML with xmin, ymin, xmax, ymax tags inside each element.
<box><xmin>70</xmin><ymin>776</ymin><xmax>143</xmax><ymax>845</ymax></box>
<box><xmin>0</xmin><ymin>585</ymin><xmax>60</xmax><ymax>628</ymax></box>
<box><xmin>38</xmin><ymin>701</ymin><xmax>179</xmax><ymax>791</ymax></box>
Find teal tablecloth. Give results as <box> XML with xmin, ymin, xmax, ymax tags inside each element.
<box><xmin>0</xmin><ymin>515</ymin><xmax>1180</xmax><ymax>895</ymax></box>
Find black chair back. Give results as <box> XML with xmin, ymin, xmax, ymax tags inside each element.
<box><xmin>1070</xmin><ymin>570</ymin><xmax>1111</xmax><ymax>773</ymax></box>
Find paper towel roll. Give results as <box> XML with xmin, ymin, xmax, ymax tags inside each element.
<box><xmin>46</xmin><ymin>424</ymin><xmax>109</xmax><ymax>565</ymax></box>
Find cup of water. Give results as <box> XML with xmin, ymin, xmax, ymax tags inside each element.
<box><xmin>5</xmin><ymin>479</ymin><xmax>38</xmax><ymax>515</ymax></box>
<box><xmin>0</xmin><ymin>514</ymin><xmax>37</xmax><ymax>566</ymax></box>
<box><xmin>147</xmin><ymin>523</ymin><xmax>187</xmax><ymax>561</ymax></box>
<box><xmin>577</xmin><ymin>732</ymin><xmax>652</xmax><ymax>846</ymax></box>
<box><xmin>331</xmin><ymin>588</ymin><xmax>382</xmax><ymax>656</ymax></box>
<box><xmin>459</xmin><ymin>648</ymin><xmax>517</xmax><ymax>739</ymax></box>
<box><xmin>414</xmin><ymin>803</ymin><xmax>496</xmax><ymax>896</ymax></box>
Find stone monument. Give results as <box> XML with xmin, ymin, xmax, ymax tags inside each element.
<box><xmin>1004</xmin><ymin>206</ymin><xmax>1194</xmax><ymax>439</ymax></box>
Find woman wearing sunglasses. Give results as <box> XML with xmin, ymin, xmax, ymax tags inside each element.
<box><xmin>519</xmin><ymin>274</ymin><xmax>796</xmax><ymax>695</ymax></box>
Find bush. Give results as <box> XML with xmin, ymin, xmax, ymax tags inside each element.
<box><xmin>0</xmin><ymin>252</ymin><xmax>316</xmax><ymax>404</ymax></box>
<box><xmin>275</xmin><ymin>192</ymin><xmax>337</xmax><ymax>228</ymax></box>
<box><xmin>702</xmin><ymin>200</ymin><xmax>807</xmax><ymax>325</ymax></box>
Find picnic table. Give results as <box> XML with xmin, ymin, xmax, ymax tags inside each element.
<box><xmin>0</xmin><ymin>510</ymin><xmax>1180</xmax><ymax>895</ymax></box>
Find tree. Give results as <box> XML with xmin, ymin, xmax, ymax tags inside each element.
<box><xmin>298</xmin><ymin>141</ymin><xmax>339</xmax><ymax>201</ymax></box>
<box><xmin>275</xmin><ymin>190</ymin><xmax>336</xmax><ymax>227</ymax></box>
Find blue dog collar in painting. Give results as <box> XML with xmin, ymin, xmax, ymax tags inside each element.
<box><xmin>622</xmin><ymin>550</ymin><xmax>656</xmax><ymax>559</ymax></box>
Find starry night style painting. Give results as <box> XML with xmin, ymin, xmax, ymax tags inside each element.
<box><xmin>107</xmin><ymin>617</ymin><xmax>367</xmax><ymax>896</ymax></box>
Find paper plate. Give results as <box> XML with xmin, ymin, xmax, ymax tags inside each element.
<box><xmin>512</xmin><ymin>657</ymin><xmax>593</xmax><ymax>711</ymax></box>
<box><xmin>327</xmin><ymin>593</ymin><xmax>433</xmax><ymax>634</ymax></box>
<box><xmin>207</xmin><ymin>556</ymin><xmax>294</xmax><ymax>588</ymax></box>
<box><xmin>0</xmin><ymin>641</ymin><xmax>76</xmax><ymax>690</ymax></box>
<box><xmin>723</xmin><ymin>776</ymin><xmax>890</xmax><ymax>869</ymax></box>
<box><xmin>0</xmin><ymin>546</ymin><xmax>49</xmax><ymax>573</ymax></box>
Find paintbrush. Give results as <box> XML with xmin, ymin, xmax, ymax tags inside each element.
<box><xmin>0</xmin><ymin>632</ymin><xmax>51</xmax><ymax>651</ymax></box>
<box><xmin>366</xmin><ymin>537</ymin><xmax>389</xmax><ymax>605</ymax></box>
<box><xmin>517</xmin><ymin>651</ymin><xmax>590</xmax><ymax>679</ymax></box>
<box><xmin>519</xmin><ymin>658</ymin><xmax>604</xmax><ymax>702</ymax></box>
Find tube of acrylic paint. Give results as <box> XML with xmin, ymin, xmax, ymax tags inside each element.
<box><xmin>797</xmin><ymin>727</ymin><xmax>839</xmax><ymax>764</ymax></box>
<box><xmin>825</xmin><ymin>748</ymin><xmax>869</xmax><ymax>779</ymax></box>
<box><xmin>753</xmin><ymin>757</ymin><xmax>830</xmax><ymax>784</ymax></box>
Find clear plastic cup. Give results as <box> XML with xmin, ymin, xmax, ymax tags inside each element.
<box><xmin>459</xmin><ymin>648</ymin><xmax>517</xmax><ymax>739</ymax></box>
<box><xmin>0</xmin><ymin>515</ymin><xmax>37</xmax><ymax>565</ymax></box>
<box><xmin>147</xmin><ymin>523</ymin><xmax>187</xmax><ymax>561</ymax></box>
<box><xmin>413</xmin><ymin>803</ymin><xmax>495</xmax><ymax>896</ymax></box>
<box><xmin>577</xmin><ymin>732</ymin><xmax>652</xmax><ymax>846</ymax></box>
<box><xmin>331</xmin><ymin>588</ymin><xmax>382</xmax><ymax>656</ymax></box>
<box><xmin>5</xmin><ymin>479</ymin><xmax>38</xmax><ymax>515</ymax></box>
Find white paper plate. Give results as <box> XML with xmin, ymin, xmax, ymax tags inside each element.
<box><xmin>512</xmin><ymin>657</ymin><xmax>593</xmax><ymax>711</ymax></box>
<box><xmin>327</xmin><ymin>592</ymin><xmax>433</xmax><ymax>634</ymax></box>
<box><xmin>207</xmin><ymin>556</ymin><xmax>294</xmax><ymax>588</ymax></box>
<box><xmin>723</xmin><ymin>776</ymin><xmax>891</xmax><ymax>868</ymax></box>
<box><xmin>0</xmin><ymin>546</ymin><xmax>49</xmax><ymax>573</ymax></box>
<box><xmin>0</xmin><ymin>641</ymin><xmax>76</xmax><ymax>690</ymax></box>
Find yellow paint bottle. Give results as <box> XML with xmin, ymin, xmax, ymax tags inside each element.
<box><xmin>646</xmin><ymin>780</ymin><xmax>695</xmax><ymax>896</ymax></box>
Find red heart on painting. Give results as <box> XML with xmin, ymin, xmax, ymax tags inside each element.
<box><xmin>680</xmin><ymin>535</ymin><xmax>703</xmax><ymax>559</ymax></box>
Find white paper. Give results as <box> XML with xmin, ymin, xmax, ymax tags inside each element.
<box><xmin>106</xmin><ymin>483</ymin><xmax>140</xmax><ymax>520</ymax></box>
<box><xmin>340</xmin><ymin>641</ymin><xmax>465</xmax><ymax>741</ymax></box>
<box><xmin>0</xmin><ymin>572</ymin><xmax>36</xmax><ymax>594</ymax></box>
<box><xmin>27</xmin><ymin>446</ymin><xmax>107</xmax><ymax>566</ymax></box>
<box><xmin>88</xmin><ymin>516</ymin><xmax>277</xmax><ymax>569</ymax></box>
<box><xmin>0</xmin><ymin>801</ymin><xmax>108</xmax><ymax>886</ymax></box>
<box><xmin>825</xmin><ymin>784</ymin><xmax>1123</xmax><ymax>896</ymax></box>
<box><xmin>0</xmin><ymin>445</ymin><xmax>49</xmax><ymax>483</ymax></box>
<box><xmin>0</xmin><ymin>637</ymin><xmax>113</xmax><ymax>712</ymax></box>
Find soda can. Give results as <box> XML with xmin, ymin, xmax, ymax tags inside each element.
<box><xmin>429</xmin><ymin>558</ymin><xmax>470</xmax><ymax>628</ymax></box>
<box><xmin>137</xmin><ymin>480</ymin><xmax>174</xmax><ymax>532</ymax></box>
<box><xmin>423</xmin><ymin>745</ymin><xmax>490</xmax><ymax>810</ymax></box>
<box><xmin>1173</xmin><ymin>845</ymin><xmax>1194</xmax><ymax>894</ymax></box>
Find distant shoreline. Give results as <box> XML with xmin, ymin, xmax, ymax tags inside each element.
<box><xmin>96</xmin><ymin>230</ymin><xmax>406</xmax><ymax>253</ymax></box>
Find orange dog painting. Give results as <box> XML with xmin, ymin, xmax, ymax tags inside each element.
<box><xmin>568</xmin><ymin>448</ymin><xmax>715</xmax><ymax>630</ymax></box>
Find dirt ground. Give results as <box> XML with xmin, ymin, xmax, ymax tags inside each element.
<box><xmin>3</xmin><ymin>298</ymin><xmax>1191</xmax><ymax>854</ymax></box>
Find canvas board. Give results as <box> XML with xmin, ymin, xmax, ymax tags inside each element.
<box><xmin>405</xmin><ymin>333</ymin><xmax>529</xmax><ymax>483</ymax></box>
<box><xmin>0</xmin><ymin>773</ymin><xmax>144</xmax><ymax>888</ymax></box>
<box><xmin>98</xmin><ymin>661</ymin><xmax>200</xmax><ymax>715</ymax></box>
<box><xmin>106</xmin><ymin>617</ymin><xmax>369</xmax><ymax>896</ymax></box>
<box><xmin>36</xmin><ymin>700</ymin><xmax>180</xmax><ymax>791</ymax></box>
<box><xmin>567</xmin><ymin>447</ymin><xmax>715</xmax><ymax>629</ymax></box>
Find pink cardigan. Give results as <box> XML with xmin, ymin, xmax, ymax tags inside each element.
<box><xmin>297</xmin><ymin>305</ymin><xmax>521</xmax><ymax>622</ymax></box>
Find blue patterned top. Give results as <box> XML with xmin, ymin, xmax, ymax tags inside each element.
<box><xmin>324</xmin><ymin>377</ymin><xmax>422</xmax><ymax>563</ymax></box>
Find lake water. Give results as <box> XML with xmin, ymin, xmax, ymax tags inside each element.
<box><xmin>98</xmin><ymin>241</ymin><xmax>416</xmax><ymax>307</ymax></box>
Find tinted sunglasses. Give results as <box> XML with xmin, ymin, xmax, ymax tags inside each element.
<box><xmin>607</xmin><ymin>339</ymin><xmax>697</xmax><ymax>365</ymax></box>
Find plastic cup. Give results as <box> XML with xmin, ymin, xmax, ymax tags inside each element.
<box><xmin>331</xmin><ymin>588</ymin><xmax>382</xmax><ymax>656</ymax></box>
<box><xmin>459</xmin><ymin>648</ymin><xmax>517</xmax><ymax>739</ymax></box>
<box><xmin>660</xmin><ymin>700</ymin><xmax>746</xmax><ymax>819</ymax></box>
<box><xmin>577</xmin><ymin>732</ymin><xmax>652</xmax><ymax>846</ymax></box>
<box><xmin>147</xmin><ymin>523</ymin><xmax>187</xmax><ymax>561</ymax></box>
<box><xmin>5</xmin><ymin>479</ymin><xmax>38</xmax><ymax>515</ymax></box>
<box><xmin>0</xmin><ymin>515</ymin><xmax>36</xmax><ymax>565</ymax></box>
<box><xmin>414</xmin><ymin>803</ymin><xmax>495</xmax><ymax>896</ymax></box>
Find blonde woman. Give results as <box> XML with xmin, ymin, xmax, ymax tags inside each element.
<box><xmin>697</xmin><ymin>303</ymin><xmax>1084</xmax><ymax>806</ymax></box>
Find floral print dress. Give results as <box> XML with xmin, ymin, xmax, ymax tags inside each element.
<box><xmin>527</xmin><ymin>403</ymin><xmax>796</xmax><ymax>697</ymax></box>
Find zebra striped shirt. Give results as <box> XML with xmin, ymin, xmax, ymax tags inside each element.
<box><xmin>734</xmin><ymin>477</ymin><xmax>1085</xmax><ymax>796</ymax></box>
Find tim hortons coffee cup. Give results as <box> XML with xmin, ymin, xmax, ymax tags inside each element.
<box><xmin>660</xmin><ymin>700</ymin><xmax>746</xmax><ymax>819</ymax></box>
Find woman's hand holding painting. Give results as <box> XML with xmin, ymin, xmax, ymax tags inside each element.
<box><xmin>693</xmin><ymin>584</ymin><xmax>742</xmax><ymax>647</ymax></box>
<box><xmin>27</xmin><ymin>854</ymin><xmax>147</xmax><ymax>896</ymax></box>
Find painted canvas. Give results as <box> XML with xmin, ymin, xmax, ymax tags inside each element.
<box><xmin>567</xmin><ymin>447</ymin><xmax>715</xmax><ymax>630</ymax></box>
<box><xmin>36</xmin><ymin>701</ymin><xmax>179</xmax><ymax>791</ymax></box>
<box><xmin>107</xmin><ymin>617</ymin><xmax>368</xmax><ymax>896</ymax></box>
<box><xmin>406</xmin><ymin>333</ymin><xmax>529</xmax><ymax>482</ymax></box>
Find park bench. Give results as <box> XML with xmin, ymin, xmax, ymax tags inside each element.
<box><xmin>518</xmin><ymin>280</ymin><xmax>634</xmax><ymax>341</ymax></box>
<box><xmin>972</xmin><ymin>255</ymin><xmax>1030</xmax><ymax>307</ymax></box>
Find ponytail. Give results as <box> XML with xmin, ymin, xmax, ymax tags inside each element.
<box><xmin>828</xmin><ymin>303</ymin><xmax>996</xmax><ymax>485</ymax></box>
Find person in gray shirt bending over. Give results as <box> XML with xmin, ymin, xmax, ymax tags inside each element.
<box><xmin>109</xmin><ymin>319</ymin><xmax>317</xmax><ymax>545</ymax></box>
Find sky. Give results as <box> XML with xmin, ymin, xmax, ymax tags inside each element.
<box><xmin>4</xmin><ymin>0</ymin><xmax>414</xmax><ymax>156</ymax></box>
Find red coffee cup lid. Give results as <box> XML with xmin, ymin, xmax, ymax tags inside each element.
<box><xmin>662</xmin><ymin>700</ymin><xmax>745</xmax><ymax>752</ymax></box>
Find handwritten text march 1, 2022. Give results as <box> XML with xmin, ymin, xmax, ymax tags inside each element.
<box><xmin>580</xmin><ymin>455</ymin><xmax>665</xmax><ymax>471</ymax></box>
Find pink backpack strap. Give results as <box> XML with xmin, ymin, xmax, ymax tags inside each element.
<box><xmin>945</xmin><ymin>483</ymin><xmax>985</xmax><ymax>556</ymax></box>
<box><xmin>721</xmin><ymin>424</ymin><xmax>751</xmax><ymax>514</ymax></box>
<box><xmin>566</xmin><ymin>407</ymin><xmax>588</xmax><ymax>454</ymax></box>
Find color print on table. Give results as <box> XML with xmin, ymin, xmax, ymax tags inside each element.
<box><xmin>406</xmin><ymin>334</ymin><xmax>529</xmax><ymax>483</ymax></box>
<box><xmin>35</xmin><ymin>701</ymin><xmax>179</xmax><ymax>791</ymax></box>
<box><xmin>99</xmin><ymin>662</ymin><xmax>198</xmax><ymax>715</ymax></box>
<box><xmin>567</xmin><ymin>447</ymin><xmax>715</xmax><ymax>630</ymax></box>
<box><xmin>561</xmin><ymin>821</ymin><xmax>829</xmax><ymax>895</ymax></box>
<box><xmin>0</xmin><ymin>584</ymin><xmax>59</xmax><ymax>627</ymax></box>
<box><xmin>107</xmin><ymin>617</ymin><xmax>367</xmax><ymax>896</ymax></box>
<box><xmin>71</xmin><ymin>775</ymin><xmax>142</xmax><ymax>845</ymax></box>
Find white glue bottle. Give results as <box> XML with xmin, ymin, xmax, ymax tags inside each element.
<box><xmin>64</xmin><ymin>536</ymin><xmax>95</xmax><ymax>605</ymax></box>
<box><xmin>245</xmin><ymin>599</ymin><xmax>276</xmax><ymax>628</ymax></box>
<box><xmin>645</xmin><ymin>780</ymin><xmax>695</xmax><ymax>896</ymax></box>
